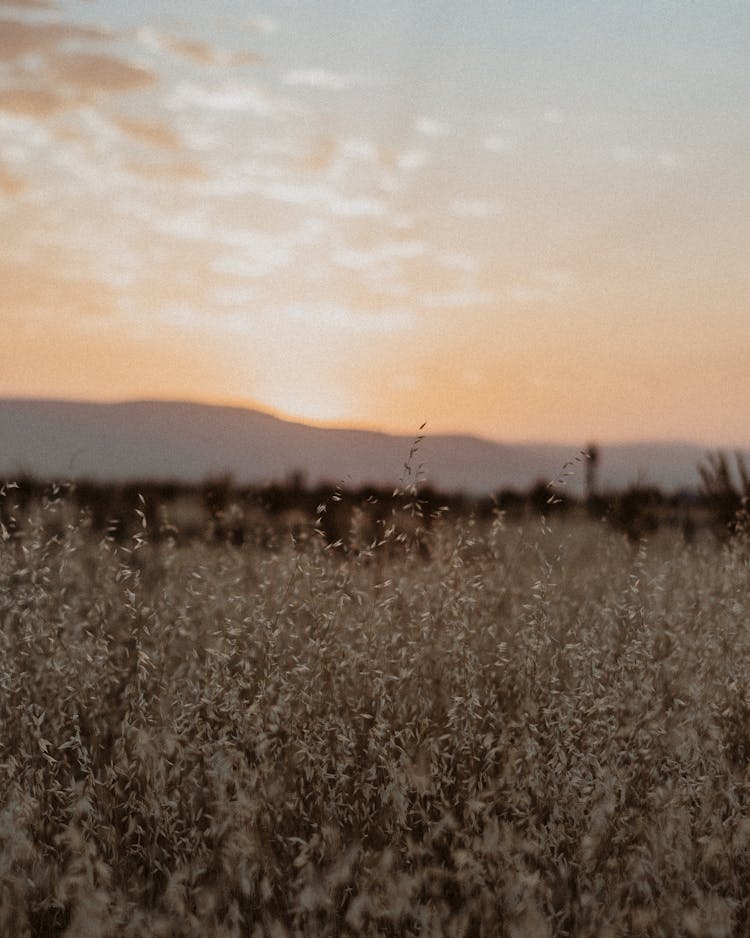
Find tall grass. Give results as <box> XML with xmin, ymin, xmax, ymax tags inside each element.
<box><xmin>1</xmin><ymin>487</ymin><xmax>749</xmax><ymax>936</ymax></box>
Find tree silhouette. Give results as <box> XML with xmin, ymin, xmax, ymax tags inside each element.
<box><xmin>698</xmin><ymin>451</ymin><xmax>749</xmax><ymax>535</ymax></box>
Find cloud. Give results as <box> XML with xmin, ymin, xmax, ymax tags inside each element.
<box><xmin>257</xmin><ymin>180</ymin><xmax>387</xmax><ymax>217</ymax></box>
<box><xmin>437</xmin><ymin>252</ymin><xmax>479</xmax><ymax>274</ymax></box>
<box><xmin>151</xmin><ymin>216</ymin><xmax>325</xmax><ymax>280</ymax></box>
<box><xmin>389</xmin><ymin>372</ymin><xmax>419</xmax><ymax>392</ymax></box>
<box><xmin>298</xmin><ymin>135</ymin><xmax>390</xmax><ymax>186</ymax></box>
<box><xmin>152</xmin><ymin>209</ymin><xmax>210</xmax><ymax>241</ymax></box>
<box><xmin>113</xmin><ymin>114</ymin><xmax>179</xmax><ymax>149</ymax></box>
<box><xmin>0</xmin><ymin>255</ymin><xmax>119</xmax><ymax>321</ymax></box>
<box><xmin>125</xmin><ymin>159</ymin><xmax>206</xmax><ymax>182</ymax></box>
<box><xmin>301</xmin><ymin>135</ymin><xmax>337</xmax><ymax>171</ymax></box>
<box><xmin>302</xmin><ymin>136</ymin><xmax>388</xmax><ymax>187</ymax></box>
<box><xmin>190</xmin><ymin>153</ymin><xmax>288</xmax><ymax>196</ymax></box>
<box><xmin>541</xmin><ymin>108</ymin><xmax>565</xmax><ymax>124</ymax></box>
<box><xmin>51</xmin><ymin>52</ymin><xmax>157</xmax><ymax>94</ymax></box>
<box><xmin>212</xmin><ymin>250</ymin><xmax>290</xmax><ymax>279</ymax></box>
<box><xmin>169</xmin><ymin>38</ymin><xmax>261</xmax><ymax>68</ymax></box>
<box><xmin>0</xmin><ymin>86</ymin><xmax>68</xmax><ymax>117</ymax></box>
<box><xmin>36</xmin><ymin>112</ymin><xmax>136</xmax><ymax>192</ymax></box>
<box><xmin>167</xmin><ymin>80</ymin><xmax>298</xmax><ymax>117</ymax></box>
<box><xmin>396</xmin><ymin>148</ymin><xmax>428</xmax><ymax>171</ymax></box>
<box><xmin>0</xmin><ymin>111</ymin><xmax>53</xmax><ymax>163</ymax></box>
<box><xmin>0</xmin><ymin>0</ymin><xmax>57</xmax><ymax>8</ymax></box>
<box><xmin>282</xmin><ymin>68</ymin><xmax>365</xmax><ymax>91</ymax></box>
<box><xmin>189</xmin><ymin>220</ymin><xmax>318</xmax><ymax>265</ymax></box>
<box><xmin>212</xmin><ymin>285</ymin><xmax>258</xmax><ymax>306</ymax></box>
<box><xmin>337</xmin><ymin>137</ymin><xmax>379</xmax><ymax>163</ymax></box>
<box><xmin>414</xmin><ymin>116</ymin><xmax>450</xmax><ymax>137</ymax></box>
<box><xmin>330</xmin><ymin>240</ymin><xmax>428</xmax><ymax>302</ymax></box>
<box><xmin>157</xmin><ymin>302</ymin><xmax>415</xmax><ymax>343</ymax></box>
<box><xmin>611</xmin><ymin>145</ymin><xmax>682</xmax><ymax>170</ymax></box>
<box><xmin>247</xmin><ymin>14</ymin><xmax>278</xmax><ymax>34</ymax></box>
<box><xmin>507</xmin><ymin>268</ymin><xmax>578</xmax><ymax>305</ymax></box>
<box><xmin>451</xmin><ymin>197</ymin><xmax>503</xmax><ymax>218</ymax></box>
<box><xmin>0</xmin><ymin>159</ymin><xmax>24</xmax><ymax>195</ymax></box>
<box><xmin>421</xmin><ymin>289</ymin><xmax>493</xmax><ymax>309</ymax></box>
<box><xmin>280</xmin><ymin>302</ymin><xmax>414</xmax><ymax>334</ymax></box>
<box><xmin>333</xmin><ymin>240</ymin><xmax>425</xmax><ymax>271</ymax></box>
<box><xmin>484</xmin><ymin>133</ymin><xmax>515</xmax><ymax>154</ymax></box>
<box><xmin>656</xmin><ymin>150</ymin><xmax>680</xmax><ymax>170</ymax></box>
<box><xmin>612</xmin><ymin>145</ymin><xmax>641</xmax><ymax>164</ymax></box>
<box><xmin>136</xmin><ymin>27</ymin><xmax>260</xmax><ymax>67</ymax></box>
<box><xmin>0</xmin><ymin>18</ymin><xmax>108</xmax><ymax>59</ymax></box>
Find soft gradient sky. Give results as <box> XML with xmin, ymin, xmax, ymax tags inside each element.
<box><xmin>1</xmin><ymin>0</ymin><xmax>748</xmax><ymax>444</ymax></box>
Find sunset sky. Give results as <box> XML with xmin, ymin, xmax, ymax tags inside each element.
<box><xmin>1</xmin><ymin>0</ymin><xmax>749</xmax><ymax>445</ymax></box>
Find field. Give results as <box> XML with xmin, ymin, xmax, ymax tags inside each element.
<box><xmin>1</xmin><ymin>487</ymin><xmax>749</xmax><ymax>936</ymax></box>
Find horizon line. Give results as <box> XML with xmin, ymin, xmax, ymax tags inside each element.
<box><xmin>1</xmin><ymin>393</ymin><xmax>748</xmax><ymax>452</ymax></box>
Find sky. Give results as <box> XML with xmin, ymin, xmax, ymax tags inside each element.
<box><xmin>1</xmin><ymin>0</ymin><xmax>749</xmax><ymax>446</ymax></box>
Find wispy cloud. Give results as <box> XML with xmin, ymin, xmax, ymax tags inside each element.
<box><xmin>507</xmin><ymin>268</ymin><xmax>578</xmax><ymax>305</ymax></box>
<box><xmin>437</xmin><ymin>252</ymin><xmax>479</xmax><ymax>274</ymax></box>
<box><xmin>0</xmin><ymin>253</ymin><xmax>121</xmax><ymax>324</ymax></box>
<box><xmin>451</xmin><ymin>197</ymin><xmax>503</xmax><ymax>218</ymax></box>
<box><xmin>282</xmin><ymin>68</ymin><xmax>368</xmax><ymax>91</ymax></box>
<box><xmin>612</xmin><ymin>144</ymin><xmax>641</xmax><ymax>164</ymax></box>
<box><xmin>167</xmin><ymin>80</ymin><xmax>300</xmax><ymax>118</ymax></box>
<box><xmin>484</xmin><ymin>132</ymin><xmax>516</xmax><ymax>154</ymax></box>
<box><xmin>0</xmin><ymin>111</ymin><xmax>53</xmax><ymax>163</ymax></box>
<box><xmin>414</xmin><ymin>116</ymin><xmax>450</xmax><ymax>137</ymax></box>
<box><xmin>149</xmin><ymin>214</ymin><xmax>327</xmax><ymax>284</ymax></box>
<box><xmin>136</xmin><ymin>27</ymin><xmax>261</xmax><ymax>68</ymax></box>
<box><xmin>0</xmin><ymin>17</ymin><xmax>109</xmax><ymax>59</ymax></box>
<box><xmin>0</xmin><ymin>0</ymin><xmax>57</xmax><ymax>9</ymax></box>
<box><xmin>421</xmin><ymin>289</ymin><xmax>494</xmax><ymax>309</ymax></box>
<box><xmin>396</xmin><ymin>148</ymin><xmax>428</xmax><ymax>171</ymax></box>
<box><xmin>333</xmin><ymin>240</ymin><xmax>424</xmax><ymax>271</ymax></box>
<box><xmin>247</xmin><ymin>14</ymin><xmax>278</xmax><ymax>35</ymax></box>
<box><xmin>211</xmin><ymin>285</ymin><xmax>258</xmax><ymax>307</ymax></box>
<box><xmin>0</xmin><ymin>159</ymin><xmax>24</xmax><ymax>196</ymax></box>
<box><xmin>612</xmin><ymin>145</ymin><xmax>682</xmax><ymax>170</ymax></box>
<box><xmin>113</xmin><ymin>114</ymin><xmax>180</xmax><ymax>149</ymax></box>
<box><xmin>336</xmin><ymin>137</ymin><xmax>380</xmax><ymax>164</ymax></box>
<box><xmin>42</xmin><ymin>114</ymin><xmax>133</xmax><ymax>191</ymax></box>
<box><xmin>300</xmin><ymin>135</ymin><xmax>337</xmax><ymax>172</ymax></box>
<box><xmin>192</xmin><ymin>153</ymin><xmax>289</xmax><ymax>195</ymax></box>
<box><xmin>656</xmin><ymin>150</ymin><xmax>680</xmax><ymax>170</ymax></box>
<box><xmin>541</xmin><ymin>108</ymin><xmax>565</xmax><ymax>125</ymax></box>
<box><xmin>151</xmin><ymin>210</ymin><xmax>210</xmax><ymax>241</ymax></box>
<box><xmin>50</xmin><ymin>52</ymin><xmax>156</xmax><ymax>94</ymax></box>
<box><xmin>157</xmin><ymin>301</ymin><xmax>415</xmax><ymax>340</ymax></box>
<box><xmin>258</xmin><ymin>180</ymin><xmax>387</xmax><ymax>217</ymax></box>
<box><xmin>0</xmin><ymin>86</ymin><xmax>68</xmax><ymax>117</ymax></box>
<box><xmin>418</xmin><ymin>251</ymin><xmax>491</xmax><ymax>309</ymax></box>
<box><xmin>280</xmin><ymin>302</ymin><xmax>414</xmax><ymax>334</ymax></box>
<box><xmin>212</xmin><ymin>249</ymin><xmax>291</xmax><ymax>280</ymax></box>
<box><xmin>126</xmin><ymin>158</ymin><xmax>206</xmax><ymax>182</ymax></box>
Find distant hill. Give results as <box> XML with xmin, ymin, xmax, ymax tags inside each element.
<box><xmin>0</xmin><ymin>398</ymin><xmax>736</xmax><ymax>494</ymax></box>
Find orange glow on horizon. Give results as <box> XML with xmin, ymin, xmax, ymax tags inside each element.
<box><xmin>1</xmin><ymin>2</ymin><xmax>749</xmax><ymax>449</ymax></box>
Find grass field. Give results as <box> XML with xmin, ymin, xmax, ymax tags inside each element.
<box><xmin>1</xmin><ymin>488</ymin><xmax>749</xmax><ymax>936</ymax></box>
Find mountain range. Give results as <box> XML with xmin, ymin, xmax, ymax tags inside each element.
<box><xmin>0</xmin><ymin>398</ymin><xmax>738</xmax><ymax>495</ymax></box>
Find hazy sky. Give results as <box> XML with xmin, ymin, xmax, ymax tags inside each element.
<box><xmin>2</xmin><ymin>0</ymin><xmax>748</xmax><ymax>444</ymax></box>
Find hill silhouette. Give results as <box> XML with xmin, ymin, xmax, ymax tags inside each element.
<box><xmin>0</xmin><ymin>398</ymin><xmax>736</xmax><ymax>494</ymax></box>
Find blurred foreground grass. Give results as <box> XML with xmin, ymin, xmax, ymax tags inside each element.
<box><xmin>1</xmin><ymin>490</ymin><xmax>749</xmax><ymax>936</ymax></box>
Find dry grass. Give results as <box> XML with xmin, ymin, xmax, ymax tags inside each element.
<box><xmin>1</xmin><ymin>488</ymin><xmax>749</xmax><ymax>936</ymax></box>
